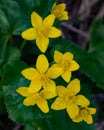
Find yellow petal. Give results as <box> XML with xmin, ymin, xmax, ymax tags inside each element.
<box><xmin>76</xmin><ymin>95</ymin><xmax>90</xmax><ymax>107</ymax></box>
<box><xmin>59</xmin><ymin>11</ymin><xmax>69</xmax><ymax>20</ymax></box>
<box><xmin>56</xmin><ymin>86</ymin><xmax>68</xmax><ymax>97</ymax></box>
<box><xmin>31</xmin><ymin>11</ymin><xmax>42</xmax><ymax>28</ymax></box>
<box><xmin>67</xmin><ymin>79</ymin><xmax>80</xmax><ymax>96</ymax></box>
<box><xmin>55</xmin><ymin>3</ymin><xmax>66</xmax><ymax>11</ymax></box>
<box><xmin>43</xmin><ymin>14</ymin><xmax>55</xmax><ymax>27</ymax></box>
<box><xmin>47</xmin><ymin>27</ymin><xmax>62</xmax><ymax>38</ymax></box>
<box><xmin>51</xmin><ymin>3</ymin><xmax>56</xmax><ymax>11</ymax></box>
<box><xmin>51</xmin><ymin>97</ymin><xmax>67</xmax><ymax>110</ymax></box>
<box><xmin>22</xmin><ymin>28</ymin><xmax>36</xmax><ymax>40</ymax></box>
<box><xmin>37</xmin><ymin>98</ymin><xmax>49</xmax><ymax>113</ymax></box>
<box><xmin>36</xmin><ymin>36</ymin><xmax>49</xmax><ymax>53</ymax></box>
<box><xmin>83</xmin><ymin>115</ymin><xmax>93</xmax><ymax>124</ymax></box>
<box><xmin>40</xmin><ymin>90</ymin><xmax>56</xmax><ymax>99</ymax></box>
<box><xmin>43</xmin><ymin>79</ymin><xmax>56</xmax><ymax>92</ymax></box>
<box><xmin>36</xmin><ymin>54</ymin><xmax>49</xmax><ymax>73</ymax></box>
<box><xmin>46</xmin><ymin>65</ymin><xmax>63</xmax><ymax>79</ymax></box>
<box><xmin>61</xmin><ymin>71</ymin><xmax>71</xmax><ymax>83</ymax></box>
<box><xmin>28</xmin><ymin>80</ymin><xmax>42</xmax><ymax>93</ymax></box>
<box><xmin>63</xmin><ymin>52</ymin><xmax>73</xmax><ymax>61</ymax></box>
<box><xmin>70</xmin><ymin>61</ymin><xmax>79</xmax><ymax>71</ymax></box>
<box><xmin>87</xmin><ymin>107</ymin><xmax>96</xmax><ymax>114</ymax></box>
<box><xmin>16</xmin><ymin>87</ymin><xmax>30</xmax><ymax>97</ymax></box>
<box><xmin>54</xmin><ymin>50</ymin><xmax>63</xmax><ymax>63</ymax></box>
<box><xmin>23</xmin><ymin>96</ymin><xmax>36</xmax><ymax>106</ymax></box>
<box><xmin>72</xmin><ymin>116</ymin><xmax>83</xmax><ymax>123</ymax></box>
<box><xmin>21</xmin><ymin>68</ymin><xmax>40</xmax><ymax>80</ymax></box>
<box><xmin>67</xmin><ymin>103</ymin><xmax>79</xmax><ymax>119</ymax></box>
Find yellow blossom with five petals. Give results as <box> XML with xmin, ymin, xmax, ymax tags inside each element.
<box><xmin>68</xmin><ymin>104</ymin><xmax>96</xmax><ymax>124</ymax></box>
<box><xmin>16</xmin><ymin>87</ymin><xmax>56</xmax><ymax>113</ymax></box>
<box><xmin>53</xmin><ymin>51</ymin><xmax>79</xmax><ymax>82</ymax></box>
<box><xmin>51</xmin><ymin>3</ymin><xmax>69</xmax><ymax>20</ymax></box>
<box><xmin>22</xmin><ymin>11</ymin><xmax>62</xmax><ymax>53</ymax></box>
<box><xmin>21</xmin><ymin>54</ymin><xmax>63</xmax><ymax>94</ymax></box>
<box><xmin>51</xmin><ymin>79</ymin><xmax>90</xmax><ymax>118</ymax></box>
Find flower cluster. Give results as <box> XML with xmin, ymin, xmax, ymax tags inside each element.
<box><xmin>17</xmin><ymin>3</ymin><xmax>96</xmax><ymax>124</ymax></box>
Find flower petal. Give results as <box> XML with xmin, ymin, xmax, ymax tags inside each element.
<box><xmin>36</xmin><ymin>36</ymin><xmax>49</xmax><ymax>53</ymax></box>
<box><xmin>54</xmin><ymin>50</ymin><xmax>63</xmax><ymax>63</ymax></box>
<box><xmin>51</xmin><ymin>3</ymin><xmax>56</xmax><ymax>11</ymax></box>
<box><xmin>63</xmin><ymin>52</ymin><xmax>73</xmax><ymax>61</ymax></box>
<box><xmin>47</xmin><ymin>27</ymin><xmax>62</xmax><ymax>38</ymax></box>
<box><xmin>70</xmin><ymin>61</ymin><xmax>79</xmax><ymax>71</ymax></box>
<box><xmin>46</xmin><ymin>65</ymin><xmax>63</xmax><ymax>79</ymax></box>
<box><xmin>51</xmin><ymin>97</ymin><xmax>67</xmax><ymax>110</ymax></box>
<box><xmin>76</xmin><ymin>95</ymin><xmax>90</xmax><ymax>107</ymax></box>
<box><xmin>43</xmin><ymin>14</ymin><xmax>55</xmax><ymax>27</ymax></box>
<box><xmin>87</xmin><ymin>107</ymin><xmax>96</xmax><ymax>114</ymax></box>
<box><xmin>21</xmin><ymin>68</ymin><xmax>39</xmax><ymax>80</ymax></box>
<box><xmin>61</xmin><ymin>70</ymin><xmax>71</xmax><ymax>82</ymax></box>
<box><xmin>66</xmin><ymin>103</ymin><xmax>79</xmax><ymax>119</ymax></box>
<box><xmin>72</xmin><ymin>116</ymin><xmax>83</xmax><ymax>123</ymax></box>
<box><xmin>67</xmin><ymin>79</ymin><xmax>80</xmax><ymax>96</ymax></box>
<box><xmin>31</xmin><ymin>11</ymin><xmax>42</xmax><ymax>28</ymax></box>
<box><xmin>59</xmin><ymin>11</ymin><xmax>69</xmax><ymax>20</ymax></box>
<box><xmin>16</xmin><ymin>87</ymin><xmax>30</xmax><ymax>97</ymax></box>
<box><xmin>36</xmin><ymin>54</ymin><xmax>49</xmax><ymax>73</ymax></box>
<box><xmin>37</xmin><ymin>98</ymin><xmax>49</xmax><ymax>113</ymax></box>
<box><xmin>56</xmin><ymin>86</ymin><xmax>68</xmax><ymax>97</ymax></box>
<box><xmin>40</xmin><ymin>90</ymin><xmax>56</xmax><ymax>99</ymax></box>
<box><xmin>28</xmin><ymin>80</ymin><xmax>42</xmax><ymax>93</ymax></box>
<box><xmin>22</xmin><ymin>28</ymin><xmax>36</xmax><ymax>40</ymax></box>
<box><xmin>23</xmin><ymin>96</ymin><xmax>36</xmax><ymax>106</ymax></box>
<box><xmin>55</xmin><ymin>3</ymin><xmax>66</xmax><ymax>11</ymax></box>
<box><xmin>83</xmin><ymin>115</ymin><xmax>93</xmax><ymax>124</ymax></box>
<box><xmin>43</xmin><ymin>79</ymin><xmax>56</xmax><ymax>93</ymax></box>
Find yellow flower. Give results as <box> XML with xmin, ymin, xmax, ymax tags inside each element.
<box><xmin>22</xmin><ymin>11</ymin><xmax>62</xmax><ymax>53</ymax></box>
<box><xmin>69</xmin><ymin>105</ymin><xmax>96</xmax><ymax>124</ymax></box>
<box><xmin>51</xmin><ymin>79</ymin><xmax>90</xmax><ymax>118</ymax></box>
<box><xmin>53</xmin><ymin>51</ymin><xmax>79</xmax><ymax>82</ymax></box>
<box><xmin>51</xmin><ymin>3</ymin><xmax>69</xmax><ymax>20</ymax></box>
<box><xmin>21</xmin><ymin>54</ymin><xmax>62</xmax><ymax>94</ymax></box>
<box><xmin>16</xmin><ymin>87</ymin><xmax>56</xmax><ymax>113</ymax></box>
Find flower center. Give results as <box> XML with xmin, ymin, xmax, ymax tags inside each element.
<box><xmin>65</xmin><ymin>95</ymin><xmax>76</xmax><ymax>104</ymax></box>
<box><xmin>37</xmin><ymin>26</ymin><xmax>49</xmax><ymax>37</ymax></box>
<box><xmin>40</xmin><ymin>74</ymin><xmax>48</xmax><ymax>83</ymax></box>
<box><xmin>59</xmin><ymin>60</ymin><xmax>70</xmax><ymax>71</ymax></box>
<box><xmin>32</xmin><ymin>93</ymin><xmax>40</xmax><ymax>99</ymax></box>
<box><xmin>80</xmin><ymin>108</ymin><xmax>89</xmax><ymax>117</ymax></box>
<box><xmin>52</xmin><ymin>8</ymin><xmax>62</xmax><ymax>18</ymax></box>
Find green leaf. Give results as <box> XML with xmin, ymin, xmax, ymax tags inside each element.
<box><xmin>52</xmin><ymin>38</ymin><xmax>104</xmax><ymax>89</ymax></box>
<box><xmin>24</xmin><ymin>124</ymin><xmax>37</xmax><ymax>130</ymax></box>
<box><xmin>88</xmin><ymin>18</ymin><xmax>104</xmax><ymax>67</ymax></box>
<box><xmin>0</xmin><ymin>84</ymin><xmax>5</xmax><ymax>114</ymax></box>
<box><xmin>70</xmin><ymin>121</ymin><xmax>96</xmax><ymax>130</ymax></box>
<box><xmin>89</xmin><ymin>18</ymin><xmax>104</xmax><ymax>52</ymax></box>
<box><xmin>44</xmin><ymin>111</ymin><xmax>96</xmax><ymax>130</ymax></box>
<box><xmin>1</xmin><ymin>60</ymin><xmax>53</xmax><ymax>123</ymax></box>
<box><xmin>0</xmin><ymin>0</ymin><xmax>56</xmax><ymax>36</ymax></box>
<box><xmin>0</xmin><ymin>43</ymin><xmax>21</xmax><ymax>67</ymax></box>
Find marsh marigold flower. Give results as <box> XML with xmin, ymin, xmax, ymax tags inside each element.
<box><xmin>69</xmin><ymin>104</ymin><xmax>96</xmax><ymax>124</ymax></box>
<box><xmin>51</xmin><ymin>79</ymin><xmax>90</xmax><ymax>118</ymax></box>
<box><xmin>21</xmin><ymin>54</ymin><xmax>62</xmax><ymax>94</ymax></box>
<box><xmin>16</xmin><ymin>87</ymin><xmax>56</xmax><ymax>113</ymax></box>
<box><xmin>53</xmin><ymin>51</ymin><xmax>79</xmax><ymax>82</ymax></box>
<box><xmin>51</xmin><ymin>3</ymin><xmax>69</xmax><ymax>20</ymax></box>
<box><xmin>22</xmin><ymin>11</ymin><xmax>62</xmax><ymax>53</ymax></box>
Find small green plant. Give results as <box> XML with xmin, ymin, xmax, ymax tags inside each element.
<box><xmin>0</xmin><ymin>0</ymin><xmax>104</xmax><ymax>130</ymax></box>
